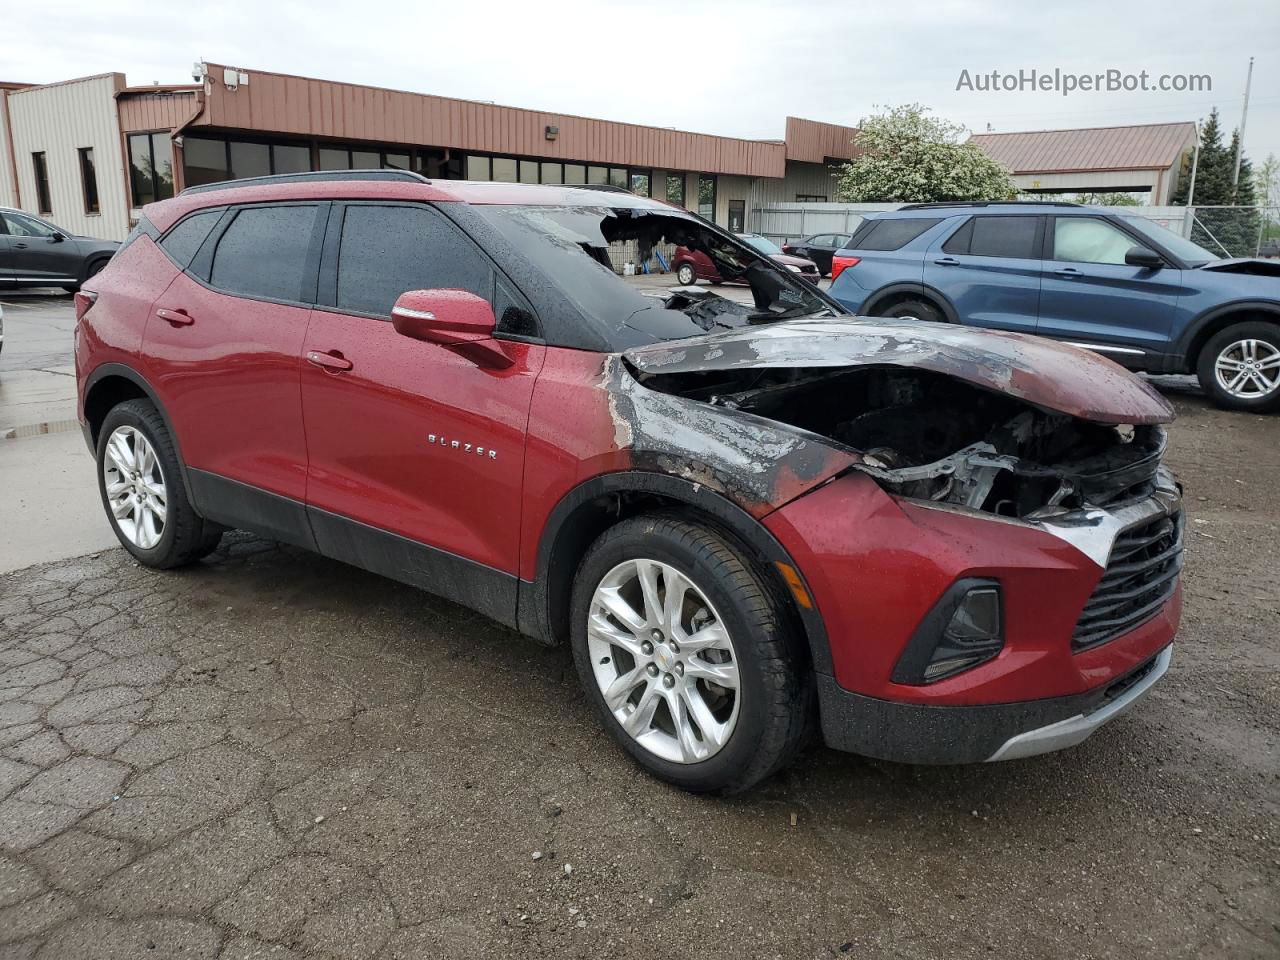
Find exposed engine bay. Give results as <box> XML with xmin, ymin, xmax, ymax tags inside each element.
<box><xmin>638</xmin><ymin>365</ymin><xmax>1165</xmax><ymax>518</ymax></box>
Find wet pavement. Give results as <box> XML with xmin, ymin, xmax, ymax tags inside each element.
<box><xmin>1</xmin><ymin>387</ymin><xmax>1277</xmax><ymax>960</ymax></box>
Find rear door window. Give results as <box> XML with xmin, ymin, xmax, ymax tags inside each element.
<box><xmin>848</xmin><ymin>217</ymin><xmax>941</xmax><ymax>251</ymax></box>
<box><xmin>956</xmin><ymin>215</ymin><xmax>1041</xmax><ymax>259</ymax></box>
<box><xmin>209</xmin><ymin>204</ymin><xmax>320</xmax><ymax>302</ymax></box>
<box><xmin>334</xmin><ymin>203</ymin><xmax>507</xmax><ymax>323</ymax></box>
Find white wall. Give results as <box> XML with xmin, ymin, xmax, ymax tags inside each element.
<box><xmin>7</xmin><ymin>74</ymin><xmax>129</xmax><ymax>241</ymax></box>
<box><xmin>0</xmin><ymin>92</ymin><xmax>18</xmax><ymax>207</ymax></box>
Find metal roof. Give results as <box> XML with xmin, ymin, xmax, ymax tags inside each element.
<box><xmin>969</xmin><ymin>122</ymin><xmax>1196</xmax><ymax>174</ymax></box>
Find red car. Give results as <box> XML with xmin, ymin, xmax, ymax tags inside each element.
<box><xmin>673</xmin><ymin>232</ymin><xmax>820</xmax><ymax>285</ymax></box>
<box><xmin>76</xmin><ymin>172</ymin><xmax>1182</xmax><ymax>794</ymax></box>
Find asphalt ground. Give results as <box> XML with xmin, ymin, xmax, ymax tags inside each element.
<box><xmin>0</xmin><ymin>287</ymin><xmax>1276</xmax><ymax>959</ymax></box>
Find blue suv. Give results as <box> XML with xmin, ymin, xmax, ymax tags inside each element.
<box><xmin>828</xmin><ymin>202</ymin><xmax>1280</xmax><ymax>412</ymax></box>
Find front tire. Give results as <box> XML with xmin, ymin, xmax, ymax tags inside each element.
<box><xmin>96</xmin><ymin>399</ymin><xmax>224</xmax><ymax>568</ymax></box>
<box><xmin>570</xmin><ymin>514</ymin><xmax>812</xmax><ymax>794</ymax></box>
<box><xmin>1196</xmin><ymin>321</ymin><xmax>1280</xmax><ymax>412</ymax></box>
<box><xmin>675</xmin><ymin>263</ymin><xmax>697</xmax><ymax>286</ymax></box>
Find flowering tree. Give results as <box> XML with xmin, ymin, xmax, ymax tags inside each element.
<box><xmin>835</xmin><ymin>104</ymin><xmax>1015</xmax><ymax>203</ymax></box>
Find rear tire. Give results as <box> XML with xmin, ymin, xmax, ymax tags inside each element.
<box><xmin>570</xmin><ymin>514</ymin><xmax>813</xmax><ymax>794</ymax></box>
<box><xmin>878</xmin><ymin>297</ymin><xmax>945</xmax><ymax>324</ymax></box>
<box><xmin>96</xmin><ymin>399</ymin><xmax>224</xmax><ymax>568</ymax></box>
<box><xmin>1196</xmin><ymin>321</ymin><xmax>1280</xmax><ymax>412</ymax></box>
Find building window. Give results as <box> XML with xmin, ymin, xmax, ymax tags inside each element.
<box><xmin>128</xmin><ymin>133</ymin><xmax>175</xmax><ymax>205</ymax></box>
<box><xmin>319</xmin><ymin>147</ymin><xmax>351</xmax><ymax>171</ymax></box>
<box><xmin>465</xmin><ymin>155</ymin><xmax>490</xmax><ymax>180</ymax></box>
<box><xmin>182</xmin><ymin>137</ymin><xmax>231</xmax><ymax>187</ymax></box>
<box><xmin>698</xmin><ymin>174</ymin><xmax>717</xmax><ymax>220</ymax></box>
<box><xmin>540</xmin><ymin>162</ymin><xmax>563</xmax><ymax>184</ymax></box>
<box><xmin>383</xmin><ymin>152</ymin><xmax>411</xmax><ymax>171</ymax></box>
<box><xmin>492</xmin><ymin>157</ymin><xmax>517</xmax><ymax>183</ymax></box>
<box><xmin>796</xmin><ymin>193</ymin><xmax>828</xmax><ymax>202</ymax></box>
<box><xmin>229</xmin><ymin>141</ymin><xmax>271</xmax><ymax>179</ymax></box>
<box><xmin>563</xmin><ymin>164</ymin><xmax>586</xmax><ymax>185</ymax></box>
<box><xmin>667</xmin><ymin>173</ymin><xmax>685</xmax><ymax>207</ymax></box>
<box><xmin>608</xmin><ymin>168</ymin><xmax>627</xmax><ymax>189</ymax></box>
<box><xmin>273</xmin><ymin>144</ymin><xmax>311</xmax><ymax>174</ymax></box>
<box><xmin>78</xmin><ymin>148</ymin><xmax>99</xmax><ymax>214</ymax></box>
<box><xmin>587</xmin><ymin>165</ymin><xmax>608</xmax><ymax>185</ymax></box>
<box><xmin>629</xmin><ymin>171</ymin><xmax>651</xmax><ymax>197</ymax></box>
<box><xmin>185</xmin><ymin>136</ymin><xmax>315</xmax><ymax>187</ymax></box>
<box><xmin>31</xmin><ymin>152</ymin><xmax>52</xmax><ymax>214</ymax></box>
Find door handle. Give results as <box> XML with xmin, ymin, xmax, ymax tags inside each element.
<box><xmin>933</xmin><ymin>257</ymin><xmax>959</xmax><ymax>266</ymax></box>
<box><xmin>13</xmin><ymin>242</ymin><xmax>28</xmax><ymax>249</ymax></box>
<box><xmin>1054</xmin><ymin>267</ymin><xmax>1082</xmax><ymax>277</ymax></box>
<box><xmin>307</xmin><ymin>350</ymin><xmax>353</xmax><ymax>372</ymax></box>
<box><xmin>155</xmin><ymin>308</ymin><xmax>194</xmax><ymax>327</ymax></box>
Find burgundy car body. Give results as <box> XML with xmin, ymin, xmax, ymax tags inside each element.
<box><xmin>76</xmin><ymin>173</ymin><xmax>1182</xmax><ymax>770</ymax></box>
<box><xmin>672</xmin><ymin>244</ymin><xmax>821</xmax><ymax>283</ymax></box>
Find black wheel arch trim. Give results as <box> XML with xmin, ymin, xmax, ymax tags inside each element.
<box><xmin>82</xmin><ymin>362</ymin><xmax>198</xmax><ymax>507</ymax></box>
<box><xmin>518</xmin><ymin>470</ymin><xmax>834</xmax><ymax>676</ymax></box>
<box><xmin>860</xmin><ymin>282</ymin><xmax>959</xmax><ymax>323</ymax></box>
<box><xmin>1175</xmin><ymin>299</ymin><xmax>1280</xmax><ymax>367</ymax></box>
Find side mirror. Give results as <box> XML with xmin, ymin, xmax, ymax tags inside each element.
<box><xmin>391</xmin><ymin>289</ymin><xmax>512</xmax><ymax>369</ymax></box>
<box><xmin>1124</xmin><ymin>245</ymin><xmax>1163</xmax><ymax>269</ymax></box>
<box><xmin>49</xmin><ymin>232</ymin><xmax>65</xmax><ymax>243</ymax></box>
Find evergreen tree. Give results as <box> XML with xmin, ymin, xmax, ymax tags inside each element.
<box><xmin>1172</xmin><ymin>108</ymin><xmax>1259</xmax><ymax>256</ymax></box>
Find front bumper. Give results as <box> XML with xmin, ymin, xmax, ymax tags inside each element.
<box><xmin>816</xmin><ymin>644</ymin><xmax>1172</xmax><ymax>764</ymax></box>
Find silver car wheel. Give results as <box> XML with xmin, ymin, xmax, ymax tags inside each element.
<box><xmin>103</xmin><ymin>425</ymin><xmax>168</xmax><ymax>549</ymax></box>
<box><xmin>676</xmin><ymin>264</ymin><xmax>696</xmax><ymax>285</ymax></box>
<box><xmin>587</xmin><ymin>558</ymin><xmax>740</xmax><ymax>764</ymax></box>
<box><xmin>1215</xmin><ymin>338</ymin><xmax>1280</xmax><ymax>399</ymax></box>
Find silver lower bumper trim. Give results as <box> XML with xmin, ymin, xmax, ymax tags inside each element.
<box><xmin>985</xmin><ymin>645</ymin><xmax>1173</xmax><ymax>762</ymax></box>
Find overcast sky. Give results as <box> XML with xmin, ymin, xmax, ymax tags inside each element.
<box><xmin>7</xmin><ymin>0</ymin><xmax>1279</xmax><ymax>169</ymax></box>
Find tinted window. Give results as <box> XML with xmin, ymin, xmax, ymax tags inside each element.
<box><xmin>941</xmin><ymin>218</ymin><xmax>974</xmax><ymax>254</ymax></box>
<box><xmin>210</xmin><ymin>205</ymin><xmax>319</xmax><ymax>302</ymax></box>
<box><xmin>1053</xmin><ymin>217</ymin><xmax>1134</xmax><ymax>265</ymax></box>
<box><xmin>4</xmin><ymin>212</ymin><xmax>57</xmax><ymax>238</ymax></box>
<box><xmin>229</xmin><ymin>141</ymin><xmax>270</xmax><ymax>179</ymax></box>
<box><xmin>851</xmin><ymin>217</ymin><xmax>941</xmax><ymax>251</ymax></box>
<box><xmin>185</xmin><ymin>138</ymin><xmax>230</xmax><ymax>187</ymax></box>
<box><xmin>160</xmin><ymin>211</ymin><xmax>222</xmax><ymax>268</ymax></box>
<box><xmin>336</xmin><ymin>204</ymin><xmax>492</xmax><ymax>318</ymax></box>
<box><xmin>966</xmin><ymin>216</ymin><xmax>1040</xmax><ymax>259</ymax></box>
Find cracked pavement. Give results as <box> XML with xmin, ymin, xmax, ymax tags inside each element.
<box><xmin>1</xmin><ymin>389</ymin><xmax>1278</xmax><ymax>959</ymax></box>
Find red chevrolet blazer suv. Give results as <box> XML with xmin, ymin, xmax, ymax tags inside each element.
<box><xmin>75</xmin><ymin>171</ymin><xmax>1183</xmax><ymax>793</ymax></box>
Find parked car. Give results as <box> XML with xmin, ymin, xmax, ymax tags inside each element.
<box><xmin>77</xmin><ymin>172</ymin><xmax>1182</xmax><ymax>793</ymax></box>
<box><xmin>673</xmin><ymin>232</ymin><xmax>820</xmax><ymax>285</ymax></box>
<box><xmin>782</xmin><ymin>232</ymin><xmax>854</xmax><ymax>277</ymax></box>
<box><xmin>828</xmin><ymin>201</ymin><xmax>1280</xmax><ymax>412</ymax></box>
<box><xmin>1259</xmin><ymin>240</ymin><xmax>1279</xmax><ymax>259</ymax></box>
<box><xmin>0</xmin><ymin>208</ymin><xmax>119</xmax><ymax>292</ymax></box>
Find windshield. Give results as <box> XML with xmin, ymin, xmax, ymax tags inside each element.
<box><xmin>739</xmin><ymin>234</ymin><xmax>782</xmax><ymax>256</ymax></box>
<box><xmin>1119</xmin><ymin>216</ymin><xmax>1216</xmax><ymax>265</ymax></box>
<box><xmin>471</xmin><ymin>204</ymin><xmax>836</xmax><ymax>343</ymax></box>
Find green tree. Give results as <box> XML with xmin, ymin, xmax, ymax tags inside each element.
<box><xmin>1171</xmin><ymin>108</ymin><xmax>1259</xmax><ymax>256</ymax></box>
<box><xmin>834</xmin><ymin>104</ymin><xmax>1015</xmax><ymax>203</ymax></box>
<box><xmin>1254</xmin><ymin>153</ymin><xmax>1280</xmax><ymax>242</ymax></box>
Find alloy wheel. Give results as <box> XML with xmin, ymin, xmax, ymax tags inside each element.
<box><xmin>102</xmin><ymin>425</ymin><xmax>168</xmax><ymax>549</ymax></box>
<box><xmin>1215</xmin><ymin>338</ymin><xmax>1280</xmax><ymax>399</ymax></box>
<box><xmin>587</xmin><ymin>558</ymin><xmax>740</xmax><ymax>764</ymax></box>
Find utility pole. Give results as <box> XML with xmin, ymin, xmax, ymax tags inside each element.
<box><xmin>1232</xmin><ymin>56</ymin><xmax>1254</xmax><ymax>198</ymax></box>
<box><xmin>1184</xmin><ymin>120</ymin><xmax>1201</xmax><ymax>239</ymax></box>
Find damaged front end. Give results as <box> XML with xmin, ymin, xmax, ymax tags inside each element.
<box><xmin>624</xmin><ymin>318</ymin><xmax>1180</xmax><ymax>552</ymax></box>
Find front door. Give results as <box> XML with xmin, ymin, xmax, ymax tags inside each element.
<box><xmin>727</xmin><ymin>201</ymin><xmax>745</xmax><ymax>234</ymax></box>
<box><xmin>300</xmin><ymin>202</ymin><xmax>544</xmax><ymax>616</ymax></box>
<box><xmin>2</xmin><ymin>212</ymin><xmax>82</xmax><ymax>285</ymax></box>
<box><xmin>145</xmin><ymin>203</ymin><xmax>322</xmax><ymax>523</ymax></box>
<box><xmin>1036</xmin><ymin>215</ymin><xmax>1181</xmax><ymax>356</ymax></box>
<box><xmin>923</xmin><ymin>215</ymin><xmax>1043</xmax><ymax>334</ymax></box>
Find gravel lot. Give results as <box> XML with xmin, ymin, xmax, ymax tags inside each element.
<box><xmin>1</xmin><ymin>378</ymin><xmax>1277</xmax><ymax>959</ymax></box>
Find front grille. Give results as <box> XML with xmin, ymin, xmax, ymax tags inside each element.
<box><xmin>1073</xmin><ymin>511</ymin><xmax>1184</xmax><ymax>651</ymax></box>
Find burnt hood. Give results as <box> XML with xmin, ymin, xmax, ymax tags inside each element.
<box><xmin>624</xmin><ymin>318</ymin><xmax>1175</xmax><ymax>425</ymax></box>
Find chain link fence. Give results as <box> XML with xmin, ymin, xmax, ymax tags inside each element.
<box><xmin>752</xmin><ymin>203</ymin><xmax>1280</xmax><ymax>259</ymax></box>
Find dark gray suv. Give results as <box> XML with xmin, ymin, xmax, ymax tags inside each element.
<box><xmin>0</xmin><ymin>208</ymin><xmax>119</xmax><ymax>292</ymax></box>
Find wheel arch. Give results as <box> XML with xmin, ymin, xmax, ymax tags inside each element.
<box><xmin>860</xmin><ymin>282</ymin><xmax>959</xmax><ymax>323</ymax></box>
<box><xmin>83</xmin><ymin>363</ymin><xmax>197</xmax><ymax>504</ymax></box>
<box><xmin>1178</xmin><ymin>300</ymin><xmax>1280</xmax><ymax>372</ymax></box>
<box><xmin>518</xmin><ymin>471</ymin><xmax>834</xmax><ymax>676</ymax></box>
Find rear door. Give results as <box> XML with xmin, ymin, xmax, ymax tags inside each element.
<box><xmin>923</xmin><ymin>215</ymin><xmax>1042</xmax><ymax>333</ymax></box>
<box><xmin>1036</xmin><ymin>215</ymin><xmax>1181</xmax><ymax>356</ymax></box>
<box><xmin>300</xmin><ymin>201</ymin><xmax>545</xmax><ymax>614</ymax></box>
<box><xmin>145</xmin><ymin>202</ymin><xmax>323</xmax><ymax>542</ymax></box>
<box><xmin>2</xmin><ymin>212</ymin><xmax>82</xmax><ymax>285</ymax></box>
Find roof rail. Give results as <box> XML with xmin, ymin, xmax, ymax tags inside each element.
<box><xmin>899</xmin><ymin>200</ymin><xmax>1082</xmax><ymax>210</ymax></box>
<box><xmin>560</xmin><ymin>182</ymin><xmax>634</xmax><ymax>195</ymax></box>
<box><xmin>180</xmin><ymin>169</ymin><xmax>430</xmax><ymax>196</ymax></box>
